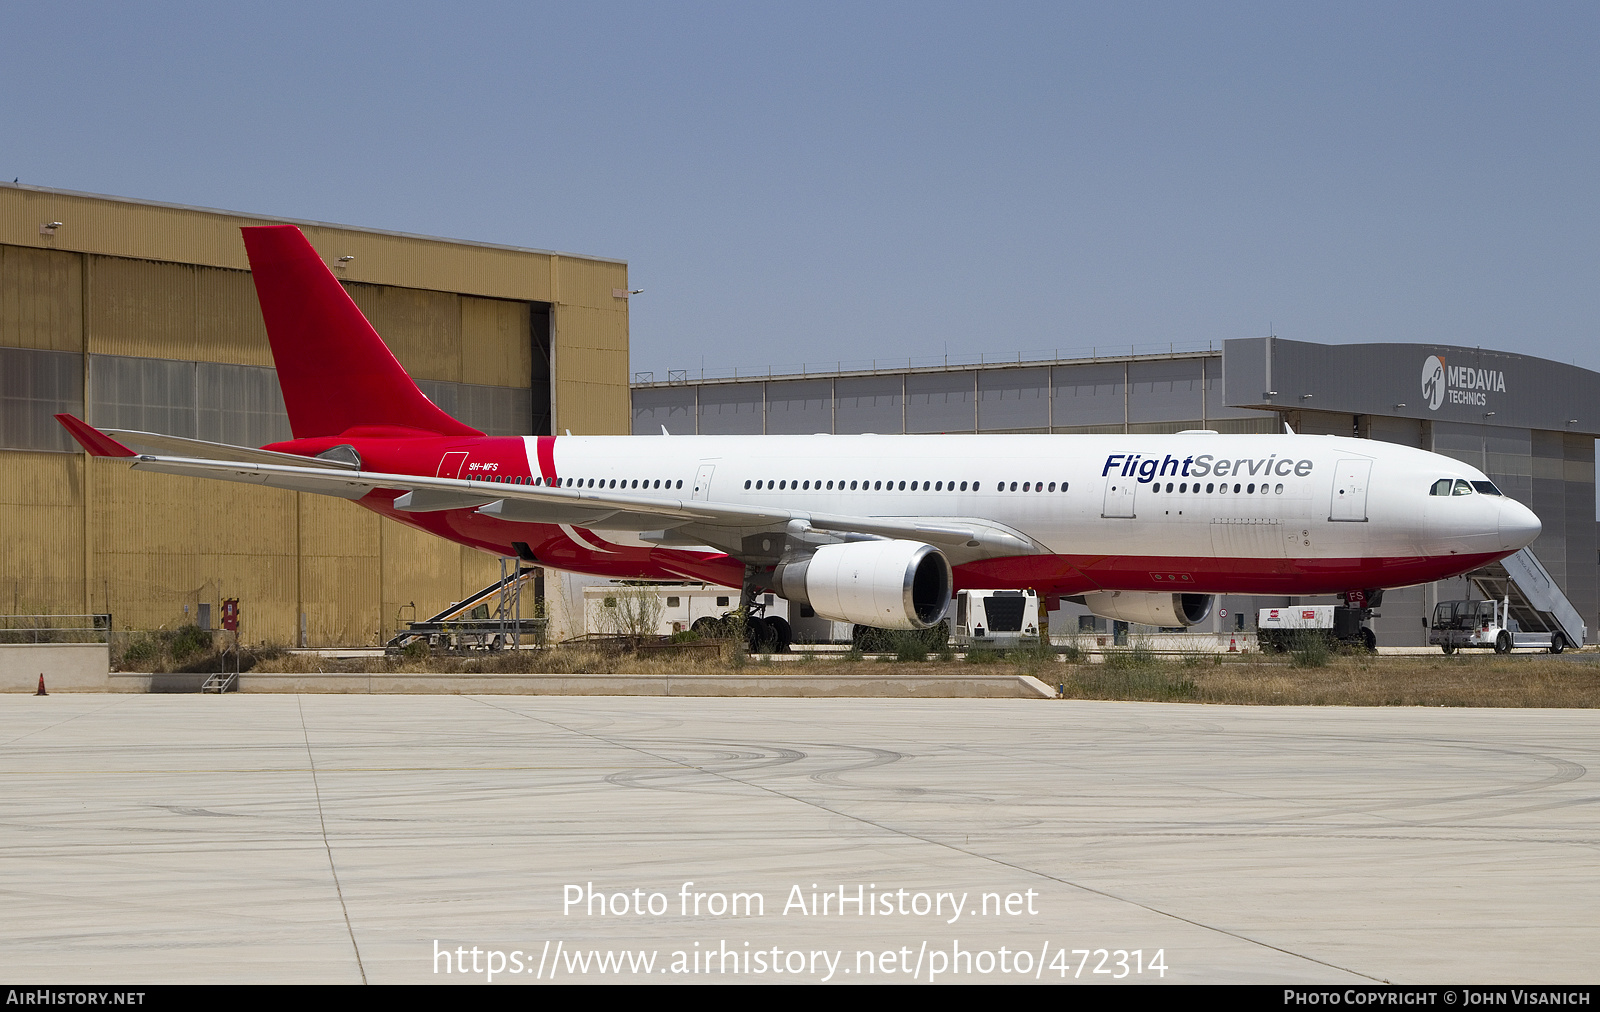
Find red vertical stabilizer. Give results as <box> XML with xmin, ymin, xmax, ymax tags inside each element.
<box><xmin>241</xmin><ymin>225</ymin><xmax>481</xmax><ymax>440</ymax></box>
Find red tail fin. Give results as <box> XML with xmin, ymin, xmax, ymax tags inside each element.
<box><xmin>242</xmin><ymin>225</ymin><xmax>481</xmax><ymax>439</ymax></box>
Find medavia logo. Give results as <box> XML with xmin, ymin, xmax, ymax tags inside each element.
<box><xmin>1421</xmin><ymin>353</ymin><xmax>1504</xmax><ymax>411</ymax></box>
<box><xmin>1421</xmin><ymin>356</ymin><xmax>1446</xmax><ymax>410</ymax></box>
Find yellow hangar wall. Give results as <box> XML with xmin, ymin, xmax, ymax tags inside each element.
<box><xmin>0</xmin><ymin>184</ymin><xmax>630</xmax><ymax>645</ymax></box>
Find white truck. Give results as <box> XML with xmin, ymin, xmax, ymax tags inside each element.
<box><xmin>951</xmin><ymin>589</ymin><xmax>1039</xmax><ymax>649</ymax></box>
<box><xmin>1257</xmin><ymin>604</ymin><xmax>1377</xmax><ymax>652</ymax></box>
<box><xmin>1428</xmin><ymin>598</ymin><xmax>1569</xmax><ymax>654</ymax></box>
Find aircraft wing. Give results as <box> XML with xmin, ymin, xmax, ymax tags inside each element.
<box><xmin>58</xmin><ymin>415</ymin><xmax>1042</xmax><ymax>562</ymax></box>
<box><xmin>97</xmin><ymin>427</ymin><xmax>361</xmax><ymax>469</ymax></box>
<box><xmin>137</xmin><ymin>454</ymin><xmax>1040</xmax><ymax>560</ymax></box>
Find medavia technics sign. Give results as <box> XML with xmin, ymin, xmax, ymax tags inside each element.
<box><xmin>1223</xmin><ymin>337</ymin><xmax>1596</xmax><ymax>434</ymax></box>
<box><xmin>1421</xmin><ymin>354</ymin><xmax>1505</xmax><ymax>411</ymax></box>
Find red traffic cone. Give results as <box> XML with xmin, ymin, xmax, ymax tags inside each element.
<box><xmin>35</xmin><ymin>674</ymin><xmax>47</xmax><ymax>696</ymax></box>
<box><xmin>1228</xmin><ymin>637</ymin><xmax>1238</xmax><ymax>653</ymax></box>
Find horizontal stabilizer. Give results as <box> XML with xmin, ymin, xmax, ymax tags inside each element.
<box><xmin>100</xmin><ymin>427</ymin><xmax>359</xmax><ymax>469</ymax></box>
<box><xmin>55</xmin><ymin>415</ymin><xmax>136</xmax><ymax>458</ymax></box>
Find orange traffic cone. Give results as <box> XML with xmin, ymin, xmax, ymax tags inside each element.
<box><xmin>35</xmin><ymin>674</ymin><xmax>47</xmax><ymax>696</ymax></box>
<box><xmin>1228</xmin><ymin>637</ymin><xmax>1238</xmax><ymax>653</ymax></box>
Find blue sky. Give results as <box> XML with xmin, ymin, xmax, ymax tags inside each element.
<box><xmin>4</xmin><ymin>2</ymin><xmax>1596</xmax><ymax>379</ymax></box>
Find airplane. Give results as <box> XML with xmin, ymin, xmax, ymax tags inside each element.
<box><xmin>56</xmin><ymin>225</ymin><xmax>1542</xmax><ymax>650</ymax></box>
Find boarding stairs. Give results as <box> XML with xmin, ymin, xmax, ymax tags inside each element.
<box><xmin>1465</xmin><ymin>547</ymin><xmax>1588</xmax><ymax>649</ymax></box>
<box><xmin>202</xmin><ymin>644</ymin><xmax>240</xmax><ymax>693</ymax></box>
<box><xmin>387</xmin><ymin>561</ymin><xmax>546</xmax><ymax>652</ymax></box>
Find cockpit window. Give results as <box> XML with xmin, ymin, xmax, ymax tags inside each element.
<box><xmin>1431</xmin><ymin>478</ymin><xmax>1477</xmax><ymax>496</ymax></box>
<box><xmin>1470</xmin><ymin>481</ymin><xmax>1502</xmax><ymax>496</ymax></box>
<box><xmin>1453</xmin><ymin>479</ymin><xmax>1474</xmax><ymax>495</ymax></box>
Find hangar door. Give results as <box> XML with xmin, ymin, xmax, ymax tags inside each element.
<box><xmin>1329</xmin><ymin>459</ymin><xmax>1372</xmax><ymax>522</ymax></box>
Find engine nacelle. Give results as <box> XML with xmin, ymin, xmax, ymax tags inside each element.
<box><xmin>774</xmin><ymin>540</ymin><xmax>952</xmax><ymax>630</ymax></box>
<box><xmin>1082</xmin><ymin>591</ymin><xmax>1214</xmax><ymax>627</ymax></box>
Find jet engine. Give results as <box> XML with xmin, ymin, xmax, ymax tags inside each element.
<box><xmin>1082</xmin><ymin>591</ymin><xmax>1214</xmax><ymax>627</ymax></box>
<box><xmin>774</xmin><ymin>539</ymin><xmax>952</xmax><ymax>630</ymax></box>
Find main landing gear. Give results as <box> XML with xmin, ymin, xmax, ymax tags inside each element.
<box><xmin>688</xmin><ymin>566</ymin><xmax>792</xmax><ymax>653</ymax></box>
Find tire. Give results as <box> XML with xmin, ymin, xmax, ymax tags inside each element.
<box><xmin>1360</xmin><ymin>627</ymin><xmax>1377</xmax><ymax>653</ymax></box>
<box><xmin>1549</xmin><ymin>633</ymin><xmax>1566</xmax><ymax>655</ymax></box>
<box><xmin>691</xmin><ymin>616</ymin><xmax>721</xmax><ymax>638</ymax></box>
<box><xmin>1494</xmin><ymin>630</ymin><xmax>1512</xmax><ymax>654</ymax></box>
<box><xmin>748</xmin><ymin>616</ymin><xmax>778</xmax><ymax>653</ymax></box>
<box><xmin>1441</xmin><ymin>643</ymin><xmax>1456</xmax><ymax>655</ymax></box>
<box><xmin>767</xmin><ymin>616</ymin><xmax>792</xmax><ymax>653</ymax></box>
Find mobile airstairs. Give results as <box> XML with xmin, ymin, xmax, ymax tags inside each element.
<box><xmin>386</xmin><ymin>561</ymin><xmax>546</xmax><ymax>652</ymax></box>
<box><xmin>1431</xmin><ymin>548</ymin><xmax>1588</xmax><ymax>654</ymax></box>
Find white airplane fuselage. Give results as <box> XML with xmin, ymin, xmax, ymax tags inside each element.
<box><xmin>348</xmin><ymin>429</ymin><xmax>1539</xmax><ymax>600</ymax></box>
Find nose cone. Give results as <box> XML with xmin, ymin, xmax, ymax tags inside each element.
<box><xmin>1498</xmin><ymin>500</ymin><xmax>1541</xmax><ymax>551</ymax></box>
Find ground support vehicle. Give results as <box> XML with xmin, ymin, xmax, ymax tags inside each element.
<box><xmin>950</xmin><ymin>589</ymin><xmax>1040</xmax><ymax>650</ymax></box>
<box><xmin>1429</xmin><ymin>598</ymin><xmax>1567</xmax><ymax>654</ymax></box>
<box><xmin>1257</xmin><ymin>603</ymin><xmax>1377</xmax><ymax>652</ymax></box>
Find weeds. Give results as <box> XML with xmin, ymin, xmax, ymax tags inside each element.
<box><xmin>1101</xmin><ymin>642</ymin><xmax>1158</xmax><ymax>671</ymax></box>
<box><xmin>890</xmin><ymin>631</ymin><xmax>929</xmax><ymax>663</ymax></box>
<box><xmin>176</xmin><ymin>634</ymin><xmax>1600</xmax><ymax>709</ymax></box>
<box><xmin>1069</xmin><ymin>666</ymin><xmax>1199</xmax><ymax>701</ymax></box>
<box><xmin>1289</xmin><ymin>630</ymin><xmax>1331</xmax><ymax>668</ymax></box>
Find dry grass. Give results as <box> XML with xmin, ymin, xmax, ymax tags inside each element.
<box><xmin>1062</xmin><ymin>651</ymin><xmax>1600</xmax><ymax>708</ymax></box>
<box><xmin>246</xmin><ymin>643</ymin><xmax>1600</xmax><ymax>707</ymax></box>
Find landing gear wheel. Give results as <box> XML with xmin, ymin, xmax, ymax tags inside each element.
<box><xmin>1360</xmin><ymin>627</ymin><xmax>1377</xmax><ymax>653</ymax></box>
<box><xmin>1494</xmin><ymin>630</ymin><xmax>1512</xmax><ymax>654</ymax></box>
<box><xmin>1441</xmin><ymin>643</ymin><xmax>1457</xmax><ymax>655</ymax></box>
<box><xmin>747</xmin><ymin>616</ymin><xmax>779</xmax><ymax>653</ymax></box>
<box><xmin>691</xmin><ymin>616</ymin><xmax>721</xmax><ymax>638</ymax></box>
<box><xmin>1549</xmin><ymin>632</ymin><xmax>1566</xmax><ymax>655</ymax></box>
<box><xmin>766</xmin><ymin>616</ymin><xmax>792</xmax><ymax>653</ymax></box>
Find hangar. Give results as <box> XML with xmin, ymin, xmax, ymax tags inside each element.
<box><xmin>0</xmin><ymin>183</ymin><xmax>631</xmax><ymax>646</ymax></box>
<box><xmin>633</xmin><ymin>338</ymin><xmax>1600</xmax><ymax>647</ymax></box>
<box><xmin>5</xmin><ymin>181</ymin><xmax>1590</xmax><ymax>651</ymax></box>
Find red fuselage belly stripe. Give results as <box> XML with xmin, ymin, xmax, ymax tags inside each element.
<box><xmin>954</xmin><ymin>551</ymin><xmax>1508</xmax><ymax>596</ymax></box>
<box><xmin>361</xmin><ymin>489</ymin><xmax>1508</xmax><ymax>596</ymax></box>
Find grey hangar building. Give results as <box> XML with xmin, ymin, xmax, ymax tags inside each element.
<box><xmin>632</xmin><ymin>337</ymin><xmax>1600</xmax><ymax>647</ymax></box>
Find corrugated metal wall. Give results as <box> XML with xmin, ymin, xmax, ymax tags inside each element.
<box><xmin>1</xmin><ymin>245</ymin><xmax>82</xmax><ymax>351</ymax></box>
<box><xmin>0</xmin><ymin>184</ymin><xmax>631</xmax><ymax>645</ymax></box>
<box><xmin>0</xmin><ymin>454</ymin><xmax>85</xmax><ymax>614</ymax></box>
